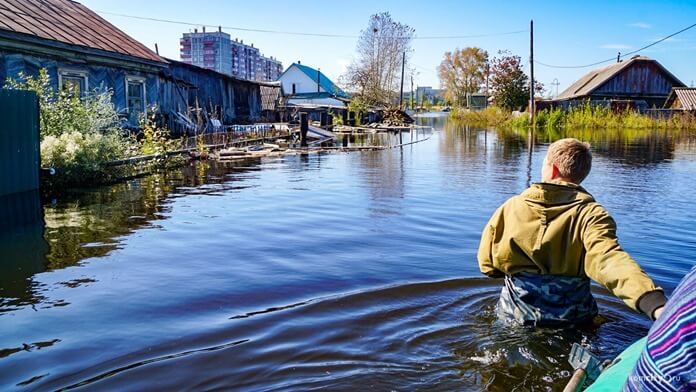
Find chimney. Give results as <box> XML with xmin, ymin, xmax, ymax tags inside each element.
<box><xmin>219</xmin><ymin>25</ymin><xmax>222</xmax><ymax>32</ymax></box>
<box><xmin>194</xmin><ymin>28</ymin><xmax>198</xmax><ymax>33</ymax></box>
<box><xmin>298</xmin><ymin>60</ymin><xmax>301</xmax><ymax>64</ymax></box>
<box><xmin>202</xmin><ymin>26</ymin><xmax>206</xmax><ymax>33</ymax></box>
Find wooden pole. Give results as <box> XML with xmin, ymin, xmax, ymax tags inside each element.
<box><xmin>399</xmin><ymin>51</ymin><xmax>406</xmax><ymax>109</ymax></box>
<box><xmin>529</xmin><ymin>19</ymin><xmax>535</xmax><ymax>126</ymax></box>
<box><xmin>485</xmin><ymin>62</ymin><xmax>490</xmax><ymax>108</ymax></box>
<box><xmin>410</xmin><ymin>75</ymin><xmax>414</xmax><ymax>110</ymax></box>
<box><xmin>300</xmin><ymin>112</ymin><xmax>308</xmax><ymax>147</ymax></box>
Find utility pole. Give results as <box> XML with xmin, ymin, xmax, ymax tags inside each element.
<box><xmin>485</xmin><ymin>62</ymin><xmax>490</xmax><ymax>108</ymax></box>
<box><xmin>399</xmin><ymin>51</ymin><xmax>406</xmax><ymax>109</ymax></box>
<box><xmin>317</xmin><ymin>68</ymin><xmax>321</xmax><ymax>93</ymax></box>
<box><xmin>529</xmin><ymin>19</ymin><xmax>535</xmax><ymax>126</ymax></box>
<box><xmin>410</xmin><ymin>75</ymin><xmax>414</xmax><ymax>110</ymax></box>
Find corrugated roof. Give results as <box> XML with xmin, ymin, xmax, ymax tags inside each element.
<box><xmin>0</xmin><ymin>0</ymin><xmax>164</xmax><ymax>63</ymax></box>
<box><xmin>665</xmin><ymin>87</ymin><xmax>696</xmax><ymax>110</ymax></box>
<box><xmin>556</xmin><ymin>56</ymin><xmax>680</xmax><ymax>100</ymax></box>
<box><xmin>290</xmin><ymin>63</ymin><xmax>347</xmax><ymax>98</ymax></box>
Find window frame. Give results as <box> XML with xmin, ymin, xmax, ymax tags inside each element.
<box><xmin>125</xmin><ymin>75</ymin><xmax>147</xmax><ymax>121</ymax></box>
<box><xmin>58</xmin><ymin>68</ymin><xmax>89</xmax><ymax>97</ymax></box>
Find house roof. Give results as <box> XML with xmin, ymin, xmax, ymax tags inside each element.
<box><xmin>556</xmin><ymin>56</ymin><xmax>683</xmax><ymax>101</ymax></box>
<box><xmin>286</xmin><ymin>63</ymin><xmax>347</xmax><ymax>98</ymax></box>
<box><xmin>0</xmin><ymin>0</ymin><xmax>164</xmax><ymax>64</ymax></box>
<box><xmin>665</xmin><ymin>87</ymin><xmax>696</xmax><ymax>110</ymax></box>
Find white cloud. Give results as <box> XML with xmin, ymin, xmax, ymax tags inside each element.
<box><xmin>600</xmin><ymin>44</ymin><xmax>633</xmax><ymax>49</ymax></box>
<box><xmin>629</xmin><ymin>22</ymin><xmax>652</xmax><ymax>29</ymax></box>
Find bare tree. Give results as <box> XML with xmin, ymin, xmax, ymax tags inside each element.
<box><xmin>438</xmin><ymin>47</ymin><xmax>488</xmax><ymax>107</ymax></box>
<box><xmin>344</xmin><ymin>12</ymin><xmax>415</xmax><ymax>106</ymax></box>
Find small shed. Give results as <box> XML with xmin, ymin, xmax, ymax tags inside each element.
<box><xmin>664</xmin><ymin>87</ymin><xmax>696</xmax><ymax>111</ymax></box>
<box><xmin>553</xmin><ymin>56</ymin><xmax>685</xmax><ymax>108</ymax></box>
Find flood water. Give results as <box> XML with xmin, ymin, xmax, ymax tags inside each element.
<box><xmin>1</xmin><ymin>114</ymin><xmax>695</xmax><ymax>391</ymax></box>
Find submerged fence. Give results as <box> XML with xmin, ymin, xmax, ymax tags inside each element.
<box><xmin>0</xmin><ymin>90</ymin><xmax>40</xmax><ymax>197</ymax></box>
<box><xmin>0</xmin><ymin>90</ymin><xmax>42</xmax><ymax>230</ymax></box>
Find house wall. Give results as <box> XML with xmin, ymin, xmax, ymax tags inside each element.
<box><xmin>279</xmin><ymin>66</ymin><xmax>323</xmax><ymax>95</ymax></box>
<box><xmin>161</xmin><ymin>61</ymin><xmax>263</xmax><ymax>129</ymax></box>
<box><xmin>0</xmin><ymin>50</ymin><xmax>161</xmax><ymax>124</ymax></box>
<box><xmin>591</xmin><ymin>61</ymin><xmax>681</xmax><ymax>107</ymax></box>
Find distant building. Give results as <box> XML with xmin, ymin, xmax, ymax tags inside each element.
<box><xmin>180</xmin><ymin>28</ymin><xmax>232</xmax><ymax>75</ymax></box>
<box><xmin>279</xmin><ymin>62</ymin><xmax>348</xmax><ymax>107</ymax></box>
<box><xmin>180</xmin><ymin>31</ymin><xmax>282</xmax><ymax>82</ymax></box>
<box><xmin>230</xmin><ymin>38</ymin><xmax>260</xmax><ymax>80</ymax></box>
<box><xmin>258</xmin><ymin>56</ymin><xmax>283</xmax><ymax>82</ymax></box>
<box><xmin>553</xmin><ymin>55</ymin><xmax>685</xmax><ymax>108</ymax></box>
<box><xmin>664</xmin><ymin>87</ymin><xmax>696</xmax><ymax>111</ymax></box>
<box><xmin>416</xmin><ymin>86</ymin><xmax>444</xmax><ymax>105</ymax></box>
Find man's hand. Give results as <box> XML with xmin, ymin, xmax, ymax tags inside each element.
<box><xmin>653</xmin><ymin>306</ymin><xmax>664</xmax><ymax>320</ymax></box>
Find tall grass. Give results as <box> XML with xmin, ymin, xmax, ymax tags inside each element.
<box><xmin>449</xmin><ymin>103</ymin><xmax>696</xmax><ymax>131</ymax></box>
<box><xmin>449</xmin><ymin>106</ymin><xmax>513</xmax><ymax>127</ymax></box>
<box><xmin>535</xmin><ymin>105</ymin><xmax>696</xmax><ymax>130</ymax></box>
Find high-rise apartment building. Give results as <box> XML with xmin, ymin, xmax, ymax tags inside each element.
<box><xmin>258</xmin><ymin>56</ymin><xmax>283</xmax><ymax>81</ymax></box>
<box><xmin>180</xmin><ymin>28</ymin><xmax>232</xmax><ymax>75</ymax></box>
<box><xmin>181</xmin><ymin>29</ymin><xmax>282</xmax><ymax>81</ymax></box>
<box><xmin>230</xmin><ymin>38</ymin><xmax>260</xmax><ymax>80</ymax></box>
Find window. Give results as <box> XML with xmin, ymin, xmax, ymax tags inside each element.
<box><xmin>58</xmin><ymin>69</ymin><xmax>88</xmax><ymax>97</ymax></box>
<box><xmin>292</xmin><ymin>83</ymin><xmax>296</xmax><ymax>95</ymax></box>
<box><xmin>126</xmin><ymin>76</ymin><xmax>146</xmax><ymax>123</ymax></box>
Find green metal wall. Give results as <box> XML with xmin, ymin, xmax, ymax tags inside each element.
<box><xmin>0</xmin><ymin>90</ymin><xmax>39</xmax><ymax>197</ymax></box>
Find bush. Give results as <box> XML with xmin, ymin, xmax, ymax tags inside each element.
<box><xmin>450</xmin><ymin>106</ymin><xmax>516</xmax><ymax>127</ymax></box>
<box><xmin>4</xmin><ymin>69</ymin><xmax>144</xmax><ymax>184</ymax></box>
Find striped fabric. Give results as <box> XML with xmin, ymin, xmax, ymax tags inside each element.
<box><xmin>624</xmin><ymin>266</ymin><xmax>696</xmax><ymax>392</ymax></box>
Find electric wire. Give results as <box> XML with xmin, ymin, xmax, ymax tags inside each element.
<box><xmin>93</xmin><ymin>10</ymin><xmax>526</xmax><ymax>40</ymax></box>
<box><xmin>535</xmin><ymin>22</ymin><xmax>696</xmax><ymax>69</ymax></box>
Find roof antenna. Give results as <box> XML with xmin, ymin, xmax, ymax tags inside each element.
<box><xmin>617</xmin><ymin>52</ymin><xmax>621</xmax><ymax>63</ymax></box>
<box><xmin>154</xmin><ymin>43</ymin><xmax>159</xmax><ymax>55</ymax></box>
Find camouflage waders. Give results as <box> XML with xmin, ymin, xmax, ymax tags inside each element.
<box><xmin>497</xmin><ymin>272</ymin><xmax>598</xmax><ymax>327</ymax></box>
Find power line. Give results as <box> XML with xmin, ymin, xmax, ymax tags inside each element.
<box><xmin>94</xmin><ymin>10</ymin><xmax>526</xmax><ymax>40</ymax></box>
<box><xmin>535</xmin><ymin>22</ymin><xmax>696</xmax><ymax>69</ymax></box>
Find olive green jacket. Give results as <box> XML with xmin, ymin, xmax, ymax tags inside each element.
<box><xmin>478</xmin><ymin>182</ymin><xmax>664</xmax><ymax>315</ymax></box>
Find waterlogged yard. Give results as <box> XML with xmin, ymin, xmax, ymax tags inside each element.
<box><xmin>1</xmin><ymin>114</ymin><xmax>695</xmax><ymax>390</ymax></box>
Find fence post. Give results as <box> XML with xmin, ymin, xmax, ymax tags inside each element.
<box><xmin>300</xmin><ymin>112</ymin><xmax>308</xmax><ymax>147</ymax></box>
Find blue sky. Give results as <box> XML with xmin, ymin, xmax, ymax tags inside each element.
<box><xmin>81</xmin><ymin>0</ymin><xmax>696</xmax><ymax>95</ymax></box>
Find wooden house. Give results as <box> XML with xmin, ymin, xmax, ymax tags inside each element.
<box><xmin>0</xmin><ymin>0</ymin><xmax>272</xmax><ymax>131</ymax></box>
<box><xmin>552</xmin><ymin>55</ymin><xmax>685</xmax><ymax>109</ymax></box>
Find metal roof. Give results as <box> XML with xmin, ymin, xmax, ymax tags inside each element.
<box><xmin>556</xmin><ymin>56</ymin><xmax>682</xmax><ymax>101</ymax></box>
<box><xmin>0</xmin><ymin>0</ymin><xmax>164</xmax><ymax>63</ymax></box>
<box><xmin>286</xmin><ymin>63</ymin><xmax>347</xmax><ymax>98</ymax></box>
<box><xmin>665</xmin><ymin>87</ymin><xmax>696</xmax><ymax>110</ymax></box>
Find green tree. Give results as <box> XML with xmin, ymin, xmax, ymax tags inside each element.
<box><xmin>490</xmin><ymin>51</ymin><xmax>543</xmax><ymax>111</ymax></box>
<box><xmin>438</xmin><ymin>47</ymin><xmax>488</xmax><ymax>107</ymax></box>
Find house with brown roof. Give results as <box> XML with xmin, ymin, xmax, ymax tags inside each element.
<box><xmin>551</xmin><ymin>55</ymin><xmax>685</xmax><ymax>110</ymax></box>
<box><xmin>0</xmin><ymin>0</ymin><xmax>273</xmax><ymax>129</ymax></box>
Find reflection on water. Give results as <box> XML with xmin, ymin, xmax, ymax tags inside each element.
<box><xmin>1</xmin><ymin>115</ymin><xmax>695</xmax><ymax>390</ymax></box>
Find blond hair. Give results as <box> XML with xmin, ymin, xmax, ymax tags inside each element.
<box><xmin>546</xmin><ymin>138</ymin><xmax>592</xmax><ymax>183</ymax></box>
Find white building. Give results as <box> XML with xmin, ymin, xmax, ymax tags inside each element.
<box><xmin>279</xmin><ymin>62</ymin><xmax>348</xmax><ymax>107</ymax></box>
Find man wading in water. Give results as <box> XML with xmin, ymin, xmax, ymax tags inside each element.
<box><xmin>477</xmin><ymin>138</ymin><xmax>666</xmax><ymax>326</ymax></box>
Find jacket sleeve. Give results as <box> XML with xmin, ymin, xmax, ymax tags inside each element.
<box><xmin>582</xmin><ymin>204</ymin><xmax>665</xmax><ymax>316</ymax></box>
<box><xmin>477</xmin><ymin>206</ymin><xmax>504</xmax><ymax>278</ymax></box>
